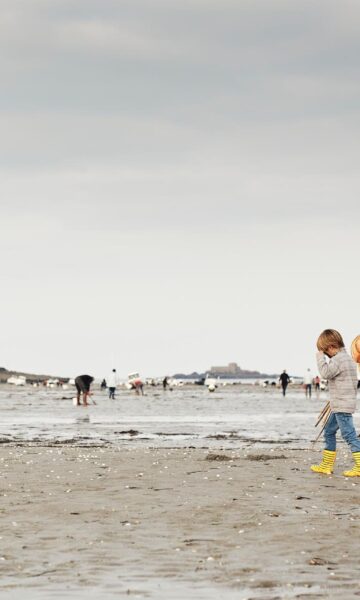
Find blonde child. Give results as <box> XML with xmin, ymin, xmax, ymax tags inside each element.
<box><xmin>311</xmin><ymin>329</ymin><xmax>359</xmax><ymax>476</ymax></box>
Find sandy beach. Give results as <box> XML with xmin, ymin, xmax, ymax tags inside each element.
<box><xmin>3</xmin><ymin>0</ymin><xmax>359</xmax><ymax>597</ymax></box>
<box><xmin>1</xmin><ymin>443</ymin><xmax>360</xmax><ymax>599</ymax></box>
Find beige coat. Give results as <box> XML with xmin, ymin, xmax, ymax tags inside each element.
<box><xmin>316</xmin><ymin>349</ymin><xmax>357</xmax><ymax>413</ymax></box>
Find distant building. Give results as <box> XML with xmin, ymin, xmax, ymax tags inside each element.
<box><xmin>209</xmin><ymin>362</ymin><xmax>242</xmax><ymax>376</ymax></box>
<box><xmin>173</xmin><ymin>363</ymin><xmax>277</xmax><ymax>380</ymax></box>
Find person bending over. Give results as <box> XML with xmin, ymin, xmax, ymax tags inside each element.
<box><xmin>75</xmin><ymin>374</ymin><xmax>94</xmax><ymax>407</ymax></box>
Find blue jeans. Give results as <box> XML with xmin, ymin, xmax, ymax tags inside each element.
<box><xmin>324</xmin><ymin>413</ymin><xmax>360</xmax><ymax>452</ymax></box>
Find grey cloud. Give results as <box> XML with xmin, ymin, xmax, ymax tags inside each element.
<box><xmin>2</xmin><ymin>1</ymin><xmax>360</xmax><ymax>119</ymax></box>
<box><xmin>2</xmin><ymin>1</ymin><xmax>360</xmax><ymax>375</ymax></box>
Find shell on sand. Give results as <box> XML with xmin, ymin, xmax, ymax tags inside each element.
<box><xmin>351</xmin><ymin>335</ymin><xmax>360</xmax><ymax>364</ymax></box>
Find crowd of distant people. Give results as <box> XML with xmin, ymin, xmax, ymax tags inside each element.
<box><xmin>278</xmin><ymin>369</ymin><xmax>345</xmax><ymax>398</ymax></box>
<box><xmin>73</xmin><ymin>372</ymin><xmax>173</xmax><ymax>406</ymax></box>
<box><xmin>74</xmin><ymin>367</ymin><xmax>360</xmax><ymax>406</ymax></box>
<box><xmin>72</xmin><ymin>357</ymin><xmax>360</xmax><ymax>407</ymax></box>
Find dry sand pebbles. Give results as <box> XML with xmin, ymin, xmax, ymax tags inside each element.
<box><xmin>0</xmin><ymin>446</ymin><xmax>360</xmax><ymax>599</ymax></box>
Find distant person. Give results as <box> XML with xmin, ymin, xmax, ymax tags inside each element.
<box><xmin>133</xmin><ymin>379</ymin><xmax>144</xmax><ymax>396</ymax></box>
<box><xmin>100</xmin><ymin>378</ymin><xmax>107</xmax><ymax>390</ymax></box>
<box><xmin>279</xmin><ymin>370</ymin><xmax>290</xmax><ymax>396</ymax></box>
<box><xmin>304</xmin><ymin>368</ymin><xmax>312</xmax><ymax>398</ymax></box>
<box><xmin>311</xmin><ymin>328</ymin><xmax>360</xmax><ymax>477</ymax></box>
<box><xmin>107</xmin><ymin>369</ymin><xmax>117</xmax><ymax>399</ymax></box>
<box><xmin>163</xmin><ymin>376</ymin><xmax>169</xmax><ymax>390</ymax></box>
<box><xmin>75</xmin><ymin>375</ymin><xmax>94</xmax><ymax>407</ymax></box>
<box><xmin>314</xmin><ymin>375</ymin><xmax>321</xmax><ymax>398</ymax></box>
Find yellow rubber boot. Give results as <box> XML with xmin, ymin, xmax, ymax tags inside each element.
<box><xmin>311</xmin><ymin>450</ymin><xmax>336</xmax><ymax>474</ymax></box>
<box><xmin>343</xmin><ymin>452</ymin><xmax>360</xmax><ymax>477</ymax></box>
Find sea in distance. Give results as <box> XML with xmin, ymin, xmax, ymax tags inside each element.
<box><xmin>1</xmin><ymin>382</ymin><xmax>355</xmax><ymax>449</ymax></box>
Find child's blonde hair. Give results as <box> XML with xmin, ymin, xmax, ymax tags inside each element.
<box><xmin>317</xmin><ymin>329</ymin><xmax>345</xmax><ymax>352</ymax></box>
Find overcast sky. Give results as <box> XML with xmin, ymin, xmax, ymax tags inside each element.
<box><xmin>2</xmin><ymin>0</ymin><xmax>360</xmax><ymax>379</ymax></box>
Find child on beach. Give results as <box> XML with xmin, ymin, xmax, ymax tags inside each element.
<box><xmin>311</xmin><ymin>329</ymin><xmax>359</xmax><ymax>477</ymax></box>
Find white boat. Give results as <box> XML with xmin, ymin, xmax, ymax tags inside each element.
<box><xmin>126</xmin><ymin>372</ymin><xmax>143</xmax><ymax>390</ymax></box>
<box><xmin>7</xmin><ymin>375</ymin><xmax>26</xmax><ymax>386</ymax></box>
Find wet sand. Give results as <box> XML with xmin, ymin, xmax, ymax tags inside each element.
<box><xmin>0</xmin><ymin>384</ymin><xmax>333</xmax><ymax>448</ymax></box>
<box><xmin>1</xmin><ymin>444</ymin><xmax>360</xmax><ymax>599</ymax></box>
